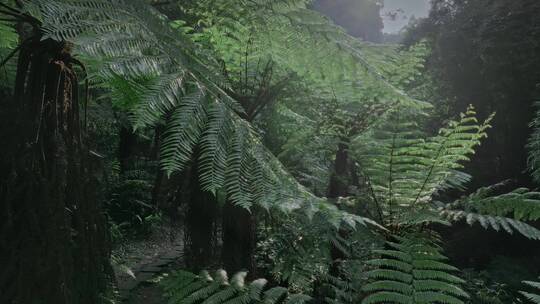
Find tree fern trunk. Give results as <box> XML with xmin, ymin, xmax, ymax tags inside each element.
<box><xmin>328</xmin><ymin>141</ymin><xmax>351</xmax><ymax>198</ymax></box>
<box><xmin>183</xmin><ymin>162</ymin><xmax>218</xmax><ymax>271</ymax></box>
<box><xmin>222</xmin><ymin>201</ymin><xmax>256</xmax><ymax>275</ymax></box>
<box><xmin>151</xmin><ymin>126</ymin><xmax>164</xmax><ymax>210</ymax></box>
<box><xmin>327</xmin><ymin>139</ymin><xmax>351</xmax><ymax>276</ymax></box>
<box><xmin>118</xmin><ymin>126</ymin><xmax>137</xmax><ymax>173</ymax></box>
<box><xmin>0</xmin><ymin>37</ymin><xmax>112</xmax><ymax>304</ymax></box>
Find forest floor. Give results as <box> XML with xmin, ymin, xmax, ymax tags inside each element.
<box><xmin>111</xmin><ymin>221</ymin><xmax>184</xmax><ymax>303</ymax></box>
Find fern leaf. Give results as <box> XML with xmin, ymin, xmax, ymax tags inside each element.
<box><xmin>362</xmin><ymin>235</ymin><xmax>467</xmax><ymax>304</ymax></box>
<box><xmin>163</xmin><ymin>269</ymin><xmax>308</xmax><ymax>304</ymax></box>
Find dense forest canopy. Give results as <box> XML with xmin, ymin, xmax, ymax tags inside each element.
<box><xmin>1</xmin><ymin>1</ymin><xmax>540</xmax><ymax>304</ymax></box>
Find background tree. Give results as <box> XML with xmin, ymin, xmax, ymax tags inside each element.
<box><xmin>404</xmin><ymin>0</ymin><xmax>540</xmax><ymax>189</ymax></box>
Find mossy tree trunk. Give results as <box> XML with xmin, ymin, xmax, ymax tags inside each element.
<box><xmin>0</xmin><ymin>35</ymin><xmax>112</xmax><ymax>303</ymax></box>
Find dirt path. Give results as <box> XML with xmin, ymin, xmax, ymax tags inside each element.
<box><xmin>116</xmin><ymin>244</ymin><xmax>183</xmax><ymax>302</ymax></box>
<box><xmin>112</xmin><ymin>224</ymin><xmax>184</xmax><ymax>303</ymax></box>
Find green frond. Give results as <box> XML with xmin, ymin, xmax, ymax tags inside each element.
<box><xmin>440</xmin><ymin>185</ymin><xmax>540</xmax><ymax>240</ymax></box>
<box><xmin>362</xmin><ymin>236</ymin><xmax>468</xmax><ymax>304</ymax></box>
<box><xmin>362</xmin><ymin>291</ymin><xmax>411</xmax><ymax>304</ymax></box>
<box><xmin>263</xmin><ymin>287</ymin><xmax>288</xmax><ymax>304</ymax></box>
<box><xmin>283</xmin><ymin>294</ymin><xmax>311</xmax><ymax>304</ymax></box>
<box><xmin>198</xmin><ymin>102</ymin><xmax>234</xmax><ymax>193</ymax></box>
<box><xmin>163</xmin><ymin>269</ymin><xmax>310</xmax><ymax>304</ymax></box>
<box><xmin>521</xmin><ymin>292</ymin><xmax>540</xmax><ymax>304</ymax></box>
<box><xmin>355</xmin><ymin>105</ymin><xmax>492</xmax><ymax>223</ymax></box>
<box><xmin>522</xmin><ymin>278</ymin><xmax>540</xmax><ymax>303</ymax></box>
<box><xmin>0</xmin><ymin>20</ymin><xmax>18</xmax><ymax>87</ymax></box>
<box><xmin>441</xmin><ymin>209</ymin><xmax>540</xmax><ymax>240</ymax></box>
<box><xmin>456</xmin><ymin>183</ymin><xmax>540</xmax><ymax>221</ymax></box>
<box><xmin>160</xmin><ymin>89</ymin><xmax>208</xmax><ymax>175</ymax></box>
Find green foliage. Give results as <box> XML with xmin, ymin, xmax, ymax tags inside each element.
<box><xmin>521</xmin><ymin>278</ymin><xmax>540</xmax><ymax>304</ymax></box>
<box><xmin>528</xmin><ymin>101</ymin><xmax>540</xmax><ymax>183</ymax></box>
<box><xmin>355</xmin><ymin>105</ymin><xmax>492</xmax><ymax>225</ymax></box>
<box><xmin>461</xmin><ymin>269</ymin><xmax>514</xmax><ymax>304</ymax></box>
<box><xmin>105</xmin><ymin>163</ymin><xmax>159</xmax><ymax>236</ymax></box>
<box><xmin>19</xmin><ymin>0</ymin><xmax>382</xmax><ymax>232</ymax></box>
<box><xmin>362</xmin><ymin>235</ymin><xmax>468</xmax><ymax>304</ymax></box>
<box><xmin>462</xmin><ymin>182</ymin><xmax>540</xmax><ymax>222</ymax></box>
<box><xmin>0</xmin><ymin>19</ymin><xmax>18</xmax><ymax>88</ymax></box>
<box><xmin>257</xmin><ymin>215</ymin><xmax>332</xmax><ymax>292</ymax></box>
<box><xmin>162</xmin><ymin>269</ymin><xmax>311</xmax><ymax>304</ymax></box>
<box><xmin>439</xmin><ymin>183</ymin><xmax>540</xmax><ymax>240</ymax></box>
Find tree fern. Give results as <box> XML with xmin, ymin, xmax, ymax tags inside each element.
<box><xmin>362</xmin><ymin>235</ymin><xmax>468</xmax><ymax>304</ymax></box>
<box><xmin>14</xmin><ymin>0</ymin><xmax>294</xmax><ymax>211</ymax></box>
<box><xmin>14</xmin><ymin>0</ymin><xmax>393</xmax><ymax>232</ymax></box>
<box><xmin>521</xmin><ymin>278</ymin><xmax>540</xmax><ymax>304</ymax></box>
<box><xmin>162</xmin><ymin>269</ymin><xmax>311</xmax><ymax>304</ymax></box>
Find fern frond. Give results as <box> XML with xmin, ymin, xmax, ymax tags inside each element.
<box><xmin>355</xmin><ymin>105</ymin><xmax>491</xmax><ymax>225</ymax></box>
<box><xmin>163</xmin><ymin>269</ymin><xmax>311</xmax><ymax>304</ymax></box>
<box><xmin>439</xmin><ymin>209</ymin><xmax>540</xmax><ymax>240</ymax></box>
<box><xmin>160</xmin><ymin>89</ymin><xmax>208</xmax><ymax>175</ymax></box>
<box><xmin>439</xmin><ymin>183</ymin><xmax>540</xmax><ymax>240</ymax></box>
<box><xmin>198</xmin><ymin>102</ymin><xmax>234</xmax><ymax>193</ymax></box>
<box><xmin>521</xmin><ymin>278</ymin><xmax>540</xmax><ymax>304</ymax></box>
<box><xmin>458</xmin><ymin>184</ymin><xmax>540</xmax><ymax>221</ymax></box>
<box><xmin>362</xmin><ymin>235</ymin><xmax>468</xmax><ymax>304</ymax></box>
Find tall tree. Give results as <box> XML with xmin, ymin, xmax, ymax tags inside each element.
<box><xmin>0</xmin><ymin>5</ymin><xmax>111</xmax><ymax>303</ymax></box>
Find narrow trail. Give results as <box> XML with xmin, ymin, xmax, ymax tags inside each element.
<box><xmin>116</xmin><ymin>242</ymin><xmax>183</xmax><ymax>302</ymax></box>
<box><xmin>112</xmin><ymin>225</ymin><xmax>185</xmax><ymax>303</ymax></box>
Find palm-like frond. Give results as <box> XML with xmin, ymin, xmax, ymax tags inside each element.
<box><xmin>362</xmin><ymin>235</ymin><xmax>468</xmax><ymax>304</ymax></box>
<box><xmin>356</xmin><ymin>105</ymin><xmax>492</xmax><ymax>215</ymax></box>
<box><xmin>522</xmin><ymin>278</ymin><xmax>540</xmax><ymax>304</ymax></box>
<box><xmin>162</xmin><ymin>269</ymin><xmax>311</xmax><ymax>304</ymax></box>
<box><xmin>455</xmin><ymin>181</ymin><xmax>540</xmax><ymax>221</ymax></box>
<box><xmin>17</xmin><ymin>0</ymin><xmax>388</xmax><ymax>229</ymax></box>
<box><xmin>438</xmin><ymin>183</ymin><xmax>540</xmax><ymax>240</ymax></box>
<box><xmin>160</xmin><ymin>88</ymin><xmax>208</xmax><ymax>173</ymax></box>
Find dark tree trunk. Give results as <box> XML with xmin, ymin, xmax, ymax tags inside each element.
<box><xmin>183</xmin><ymin>163</ymin><xmax>219</xmax><ymax>271</ymax></box>
<box><xmin>0</xmin><ymin>37</ymin><xmax>111</xmax><ymax>304</ymax></box>
<box><xmin>118</xmin><ymin>126</ymin><xmax>137</xmax><ymax>173</ymax></box>
<box><xmin>327</xmin><ymin>139</ymin><xmax>352</xmax><ymax>276</ymax></box>
<box><xmin>221</xmin><ymin>201</ymin><xmax>256</xmax><ymax>275</ymax></box>
<box><xmin>328</xmin><ymin>141</ymin><xmax>351</xmax><ymax>198</ymax></box>
<box><xmin>150</xmin><ymin>126</ymin><xmax>164</xmax><ymax>210</ymax></box>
